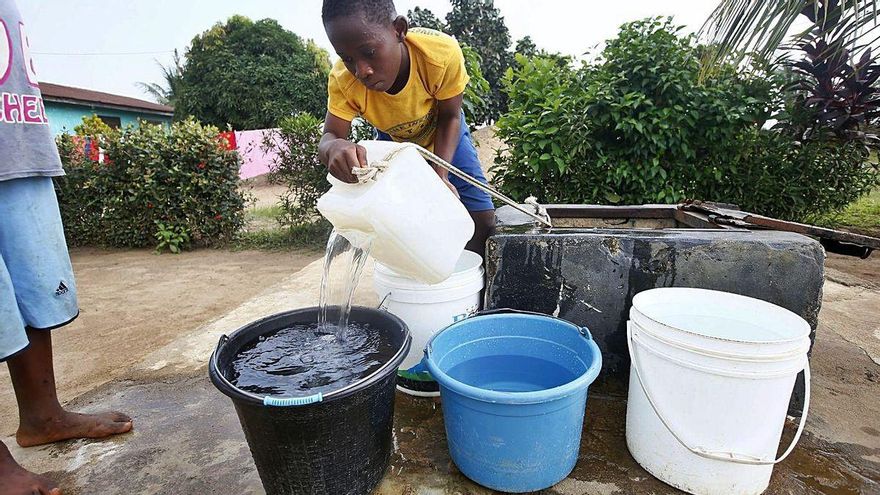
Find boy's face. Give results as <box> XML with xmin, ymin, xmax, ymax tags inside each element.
<box><xmin>325</xmin><ymin>15</ymin><xmax>407</xmax><ymax>93</ymax></box>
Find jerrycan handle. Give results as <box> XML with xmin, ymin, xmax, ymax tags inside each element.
<box><xmin>411</xmin><ymin>145</ymin><xmax>552</xmax><ymax>227</ymax></box>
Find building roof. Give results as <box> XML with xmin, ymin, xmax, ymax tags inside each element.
<box><xmin>39</xmin><ymin>82</ymin><xmax>174</xmax><ymax>116</ymax></box>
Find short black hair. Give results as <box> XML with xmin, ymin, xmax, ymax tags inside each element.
<box><xmin>322</xmin><ymin>0</ymin><xmax>397</xmax><ymax>25</ymax></box>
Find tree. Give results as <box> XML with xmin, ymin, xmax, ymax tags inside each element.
<box><xmin>407</xmin><ymin>7</ymin><xmax>447</xmax><ymax>31</ymax></box>
<box><xmin>515</xmin><ymin>35</ymin><xmax>571</xmax><ymax>68</ymax></box>
<box><xmin>174</xmin><ymin>16</ymin><xmax>331</xmax><ymax>130</ymax></box>
<box><xmin>515</xmin><ymin>36</ymin><xmax>538</xmax><ymax>58</ymax></box>
<box><xmin>461</xmin><ymin>44</ymin><xmax>491</xmax><ymax>129</ymax></box>
<box><xmin>495</xmin><ymin>18</ymin><xmax>879</xmax><ymax>221</ymax></box>
<box><xmin>446</xmin><ymin>0</ymin><xmax>514</xmax><ymax>123</ymax></box>
<box><xmin>137</xmin><ymin>49</ymin><xmax>184</xmax><ymax>106</ymax></box>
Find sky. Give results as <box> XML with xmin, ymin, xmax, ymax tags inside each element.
<box><xmin>18</xmin><ymin>0</ymin><xmax>719</xmax><ymax>101</ymax></box>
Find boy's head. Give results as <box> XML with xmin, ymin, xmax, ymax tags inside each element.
<box><xmin>322</xmin><ymin>0</ymin><xmax>408</xmax><ymax>93</ymax></box>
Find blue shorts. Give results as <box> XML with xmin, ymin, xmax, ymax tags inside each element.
<box><xmin>377</xmin><ymin>114</ymin><xmax>495</xmax><ymax>212</ymax></box>
<box><xmin>0</xmin><ymin>177</ymin><xmax>79</xmax><ymax>361</ymax></box>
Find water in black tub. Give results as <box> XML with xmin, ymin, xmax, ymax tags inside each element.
<box><xmin>230</xmin><ymin>320</ymin><xmax>396</xmax><ymax>396</ymax></box>
<box><xmin>231</xmin><ymin>229</ymin><xmax>384</xmax><ymax>396</ymax></box>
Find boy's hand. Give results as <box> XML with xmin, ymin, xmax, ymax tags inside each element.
<box><xmin>326</xmin><ymin>139</ymin><xmax>367</xmax><ymax>184</ymax></box>
<box><xmin>442</xmin><ymin>176</ymin><xmax>460</xmax><ymax>198</ymax></box>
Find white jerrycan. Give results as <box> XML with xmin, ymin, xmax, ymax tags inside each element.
<box><xmin>317</xmin><ymin>140</ymin><xmax>475</xmax><ymax>284</ymax></box>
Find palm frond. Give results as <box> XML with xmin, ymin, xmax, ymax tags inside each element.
<box><xmin>700</xmin><ymin>0</ymin><xmax>880</xmax><ymax>77</ymax></box>
<box><xmin>136</xmin><ymin>49</ymin><xmax>185</xmax><ymax>106</ymax></box>
<box><xmin>135</xmin><ymin>81</ymin><xmax>171</xmax><ymax>105</ymax></box>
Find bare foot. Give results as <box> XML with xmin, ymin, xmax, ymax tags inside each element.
<box><xmin>16</xmin><ymin>410</ymin><xmax>132</xmax><ymax>448</ymax></box>
<box><xmin>0</xmin><ymin>442</ymin><xmax>62</xmax><ymax>494</ymax></box>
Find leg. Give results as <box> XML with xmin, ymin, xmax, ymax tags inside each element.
<box><xmin>0</xmin><ymin>178</ymin><xmax>132</xmax><ymax>447</ymax></box>
<box><xmin>0</xmin><ymin>441</ymin><xmax>61</xmax><ymax>494</ymax></box>
<box><xmin>446</xmin><ymin>115</ymin><xmax>496</xmax><ymax>257</ymax></box>
<box><xmin>465</xmin><ymin>210</ymin><xmax>497</xmax><ymax>257</ymax></box>
<box><xmin>8</xmin><ymin>328</ymin><xmax>132</xmax><ymax>448</ymax></box>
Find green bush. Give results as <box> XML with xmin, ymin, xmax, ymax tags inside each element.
<box><xmin>55</xmin><ymin>118</ymin><xmax>247</xmax><ymax>249</ymax></box>
<box><xmin>493</xmin><ymin>17</ymin><xmax>880</xmax><ymax>220</ymax></box>
<box><xmin>263</xmin><ymin>112</ymin><xmax>382</xmax><ymax>232</ymax></box>
<box><xmin>461</xmin><ymin>43</ymin><xmax>492</xmax><ymax>131</ymax></box>
<box><xmin>262</xmin><ymin>112</ymin><xmax>328</xmax><ymax>228</ymax></box>
<box><xmin>702</xmin><ymin>129</ymin><xmax>878</xmax><ymax>219</ymax></box>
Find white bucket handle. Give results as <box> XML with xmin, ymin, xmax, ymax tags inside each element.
<box><xmin>627</xmin><ymin>321</ymin><xmax>810</xmax><ymax>466</ymax></box>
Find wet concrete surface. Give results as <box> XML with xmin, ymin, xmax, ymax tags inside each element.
<box><xmin>383</xmin><ymin>390</ymin><xmax>880</xmax><ymax>495</ymax></box>
<box><xmin>7</xmin><ymin>364</ymin><xmax>878</xmax><ymax>495</ymax></box>
<box><xmin>4</xmin><ymin>256</ymin><xmax>879</xmax><ymax>494</ymax></box>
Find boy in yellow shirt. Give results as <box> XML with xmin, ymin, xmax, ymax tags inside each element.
<box><xmin>319</xmin><ymin>0</ymin><xmax>495</xmax><ymax>255</ymax></box>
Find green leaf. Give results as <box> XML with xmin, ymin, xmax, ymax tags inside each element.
<box><xmin>555</xmin><ymin>156</ymin><xmax>567</xmax><ymax>173</ymax></box>
<box><xmin>604</xmin><ymin>192</ymin><xmax>622</xmax><ymax>203</ymax></box>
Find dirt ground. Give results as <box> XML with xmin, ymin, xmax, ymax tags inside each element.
<box><xmin>826</xmin><ymin>251</ymin><xmax>880</xmax><ymax>288</ymax></box>
<box><xmin>472</xmin><ymin>125</ymin><xmax>504</xmax><ymax>180</ymax></box>
<box><xmin>240</xmin><ymin>175</ymin><xmax>287</xmax><ymax>210</ymax></box>
<box><xmin>0</xmin><ymin>247</ymin><xmax>319</xmax><ymax>436</ymax></box>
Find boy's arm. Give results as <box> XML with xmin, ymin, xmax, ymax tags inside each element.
<box><xmin>319</xmin><ymin>112</ymin><xmax>365</xmax><ymax>184</ymax></box>
<box><xmin>433</xmin><ymin>93</ymin><xmax>464</xmax><ymax>191</ymax></box>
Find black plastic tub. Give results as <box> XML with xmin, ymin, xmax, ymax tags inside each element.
<box><xmin>209</xmin><ymin>307</ymin><xmax>411</xmax><ymax>495</ymax></box>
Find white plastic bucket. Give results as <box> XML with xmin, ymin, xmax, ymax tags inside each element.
<box><xmin>626</xmin><ymin>288</ymin><xmax>811</xmax><ymax>495</ymax></box>
<box><xmin>374</xmin><ymin>251</ymin><xmax>484</xmax><ymax>395</ymax></box>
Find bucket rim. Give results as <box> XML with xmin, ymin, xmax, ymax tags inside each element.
<box><xmin>373</xmin><ymin>271</ymin><xmax>485</xmax><ymax>293</ymax></box>
<box><xmin>632</xmin><ymin>288</ymin><xmax>811</xmax><ymax>344</ymax></box>
<box><xmin>423</xmin><ymin>313</ymin><xmax>602</xmax><ymax>405</ymax></box>
<box><xmin>629</xmin><ymin>318</ymin><xmax>811</xmax><ymax>362</ymax></box>
<box><xmin>630</xmin><ymin>323</ymin><xmax>809</xmax><ymax>379</ymax></box>
<box><xmin>374</xmin><ymin>251</ymin><xmax>484</xmax><ymax>289</ymax></box>
<box><xmin>208</xmin><ymin>306</ymin><xmax>411</xmax><ymax>406</ymax></box>
<box><xmin>629</xmin><ymin>311</ymin><xmax>812</xmax><ymax>359</ymax></box>
<box><xmin>374</xmin><ymin>276</ymin><xmax>484</xmax><ymax>305</ymax></box>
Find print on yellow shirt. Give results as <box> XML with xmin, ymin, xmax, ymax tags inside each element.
<box><xmin>384</xmin><ymin>100</ymin><xmax>437</xmax><ymax>145</ymax></box>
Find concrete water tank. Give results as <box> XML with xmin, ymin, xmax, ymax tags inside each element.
<box><xmin>485</xmin><ymin>204</ymin><xmax>825</xmax><ymax>412</ymax></box>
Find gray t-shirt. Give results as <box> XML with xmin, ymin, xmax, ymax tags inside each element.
<box><xmin>0</xmin><ymin>0</ymin><xmax>63</xmax><ymax>182</ymax></box>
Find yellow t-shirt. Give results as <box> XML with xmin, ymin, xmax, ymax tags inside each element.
<box><xmin>327</xmin><ymin>28</ymin><xmax>469</xmax><ymax>149</ymax></box>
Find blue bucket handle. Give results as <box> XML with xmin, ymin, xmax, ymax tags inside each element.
<box><xmin>476</xmin><ymin>308</ymin><xmax>594</xmax><ymax>341</ymax></box>
<box><xmin>424</xmin><ymin>308</ymin><xmax>596</xmax><ymax>360</ymax></box>
<box><xmin>263</xmin><ymin>393</ymin><xmax>324</xmax><ymax>407</ymax></box>
<box><xmin>475</xmin><ymin>308</ymin><xmax>550</xmax><ymax>318</ymax></box>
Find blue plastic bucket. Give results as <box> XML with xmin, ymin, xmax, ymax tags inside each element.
<box><xmin>423</xmin><ymin>310</ymin><xmax>602</xmax><ymax>493</ymax></box>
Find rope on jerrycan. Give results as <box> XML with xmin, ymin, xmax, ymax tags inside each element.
<box><xmin>351</xmin><ymin>143</ymin><xmax>553</xmax><ymax>228</ymax></box>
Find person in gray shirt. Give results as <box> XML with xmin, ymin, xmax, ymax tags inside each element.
<box><xmin>0</xmin><ymin>1</ymin><xmax>132</xmax><ymax>493</ymax></box>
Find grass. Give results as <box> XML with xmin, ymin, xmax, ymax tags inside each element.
<box><xmin>235</xmin><ymin>198</ymin><xmax>332</xmax><ymax>251</ymax></box>
<box><xmin>233</xmin><ymin>221</ymin><xmax>330</xmax><ymax>251</ymax></box>
<box><xmin>247</xmin><ymin>205</ymin><xmax>284</xmax><ymax>221</ymax></box>
<box><xmin>812</xmin><ymin>189</ymin><xmax>880</xmax><ymax>236</ymax></box>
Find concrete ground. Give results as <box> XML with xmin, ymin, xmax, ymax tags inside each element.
<box><xmin>3</xmin><ymin>251</ymin><xmax>879</xmax><ymax>494</ymax></box>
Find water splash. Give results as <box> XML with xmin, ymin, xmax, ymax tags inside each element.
<box><xmin>318</xmin><ymin>229</ymin><xmax>373</xmax><ymax>338</ymax></box>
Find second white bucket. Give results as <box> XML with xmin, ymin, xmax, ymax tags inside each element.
<box><xmin>626</xmin><ymin>288</ymin><xmax>811</xmax><ymax>495</ymax></box>
<box><xmin>374</xmin><ymin>250</ymin><xmax>484</xmax><ymax>397</ymax></box>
